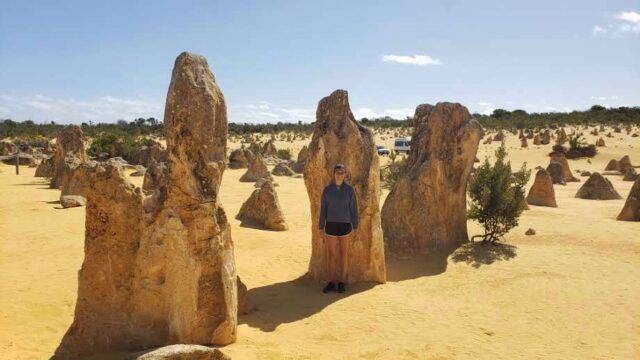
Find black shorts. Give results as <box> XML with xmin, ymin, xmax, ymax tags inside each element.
<box><xmin>324</xmin><ymin>222</ymin><xmax>352</xmax><ymax>236</ymax></box>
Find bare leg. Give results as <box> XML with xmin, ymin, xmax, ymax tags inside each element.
<box><xmin>326</xmin><ymin>235</ymin><xmax>338</xmax><ymax>282</ymax></box>
<box><xmin>338</xmin><ymin>235</ymin><xmax>350</xmax><ymax>283</ymax></box>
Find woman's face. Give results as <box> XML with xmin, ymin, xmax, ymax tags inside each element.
<box><xmin>334</xmin><ymin>168</ymin><xmax>346</xmax><ymax>183</ymax></box>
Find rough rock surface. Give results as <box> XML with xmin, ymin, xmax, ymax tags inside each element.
<box><xmin>575</xmin><ymin>172</ymin><xmax>622</xmax><ymax>200</ymax></box>
<box><xmin>237</xmin><ymin>276</ymin><xmax>257</xmax><ymax>315</ymax></box>
<box><xmin>53</xmin><ymin>52</ymin><xmax>237</xmax><ymax>359</ymax></box>
<box><xmin>51</xmin><ymin>125</ymin><xmax>87</xmax><ymax>189</ymax></box>
<box><xmin>547</xmin><ymin>161</ymin><xmax>567</xmax><ymax>185</ymax></box>
<box><xmin>239</xmin><ymin>155</ymin><xmax>271</xmax><ymax>182</ymax></box>
<box><xmin>526</xmin><ymin>169</ymin><xmax>557</xmax><ymax>207</ymax></box>
<box><xmin>520</xmin><ymin>137</ymin><xmax>528</xmax><ymax>148</ymax></box>
<box><xmin>619</xmin><ymin>155</ymin><xmax>633</xmax><ymax>173</ymax></box>
<box><xmin>254</xmin><ymin>177</ymin><xmax>278</xmax><ymax>188</ymax></box>
<box><xmin>228</xmin><ymin>148</ymin><xmax>250</xmax><ymax>169</ymax></box>
<box><xmin>0</xmin><ymin>140</ymin><xmax>17</xmax><ymax>156</ymax></box>
<box><xmin>381</xmin><ymin>102</ymin><xmax>482</xmax><ymax>255</ymax></box>
<box><xmin>61</xmin><ymin>161</ymin><xmax>99</xmax><ymax>197</ymax></box>
<box><xmin>549</xmin><ymin>152</ymin><xmax>579</xmax><ymax>182</ymax></box>
<box><xmin>130</xmin><ymin>165</ymin><xmax>147</xmax><ymax>177</ymax></box>
<box><xmin>34</xmin><ymin>156</ymin><xmax>54</xmax><ymax>177</ymax></box>
<box><xmin>605</xmin><ymin>159</ymin><xmax>621</xmax><ymax>172</ymax></box>
<box><xmin>291</xmin><ymin>145</ymin><xmax>308</xmax><ymax>173</ymax></box>
<box><xmin>541</xmin><ymin>131</ymin><xmax>551</xmax><ymax>145</ymax></box>
<box><xmin>533</xmin><ymin>134</ymin><xmax>541</xmax><ymax>145</ymax></box>
<box><xmin>236</xmin><ymin>180</ymin><xmax>287</xmax><ymax>231</ymax></box>
<box><xmin>60</xmin><ymin>195</ymin><xmax>86</xmax><ymax>208</ymax></box>
<box><xmin>525</xmin><ymin>228</ymin><xmax>536</xmax><ymax>236</ymax></box>
<box><xmin>125</xmin><ymin>344</ymin><xmax>231</xmax><ymax>360</ymax></box>
<box><xmin>556</xmin><ymin>128</ymin><xmax>567</xmax><ymax>144</ymax></box>
<box><xmin>128</xmin><ymin>142</ymin><xmax>167</xmax><ymax>168</ymax></box>
<box><xmin>142</xmin><ymin>161</ymin><xmax>168</xmax><ymax>194</ymax></box>
<box><xmin>262</xmin><ymin>140</ymin><xmax>277</xmax><ymax>156</ymax></box>
<box><xmin>617</xmin><ymin>176</ymin><xmax>640</xmax><ymax>221</ymax></box>
<box><xmin>623</xmin><ymin>167</ymin><xmax>638</xmax><ymax>182</ymax></box>
<box><xmin>596</xmin><ymin>137</ymin><xmax>606</xmax><ymax>147</ymax></box>
<box><xmin>271</xmin><ymin>162</ymin><xmax>295</xmax><ymax>176</ymax></box>
<box><xmin>304</xmin><ymin>90</ymin><xmax>386</xmax><ymax>283</ymax></box>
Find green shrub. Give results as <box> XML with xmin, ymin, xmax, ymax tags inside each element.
<box><xmin>382</xmin><ymin>151</ymin><xmax>408</xmax><ymax>190</ymax></box>
<box><xmin>566</xmin><ymin>134</ymin><xmax>597</xmax><ymax>159</ymax></box>
<box><xmin>88</xmin><ymin>133</ymin><xmax>150</xmax><ymax>159</ymax></box>
<box><xmin>276</xmin><ymin>148</ymin><xmax>292</xmax><ymax>160</ymax></box>
<box><xmin>467</xmin><ymin>141</ymin><xmax>530</xmax><ymax>243</ymax></box>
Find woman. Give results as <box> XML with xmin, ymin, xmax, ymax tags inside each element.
<box><xmin>318</xmin><ymin>163</ymin><xmax>359</xmax><ymax>294</ymax></box>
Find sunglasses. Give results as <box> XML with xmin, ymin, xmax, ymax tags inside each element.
<box><xmin>334</xmin><ymin>170</ymin><xmax>346</xmax><ymax>174</ymax></box>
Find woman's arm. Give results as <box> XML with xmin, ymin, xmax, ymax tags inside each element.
<box><xmin>319</xmin><ymin>188</ymin><xmax>328</xmax><ymax>230</ymax></box>
<box><xmin>350</xmin><ymin>188</ymin><xmax>359</xmax><ymax>229</ymax></box>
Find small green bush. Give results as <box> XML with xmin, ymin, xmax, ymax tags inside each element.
<box><xmin>382</xmin><ymin>151</ymin><xmax>408</xmax><ymax>190</ymax></box>
<box><xmin>467</xmin><ymin>141</ymin><xmax>530</xmax><ymax>243</ymax></box>
<box><xmin>88</xmin><ymin>133</ymin><xmax>150</xmax><ymax>159</ymax></box>
<box><xmin>566</xmin><ymin>134</ymin><xmax>597</xmax><ymax>159</ymax></box>
<box><xmin>276</xmin><ymin>148</ymin><xmax>293</xmax><ymax>160</ymax></box>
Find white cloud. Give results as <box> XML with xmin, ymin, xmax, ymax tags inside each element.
<box><xmin>616</xmin><ymin>11</ymin><xmax>640</xmax><ymax>24</ymax></box>
<box><xmin>353</xmin><ymin>107</ymin><xmax>414</xmax><ymax>119</ymax></box>
<box><xmin>353</xmin><ymin>108</ymin><xmax>378</xmax><ymax>119</ymax></box>
<box><xmin>481</xmin><ymin>107</ymin><xmax>495</xmax><ymax>116</ymax></box>
<box><xmin>0</xmin><ymin>93</ymin><xmax>163</xmax><ymax>123</ymax></box>
<box><xmin>228</xmin><ymin>102</ymin><xmax>315</xmax><ymax>123</ymax></box>
<box><xmin>592</xmin><ymin>25</ymin><xmax>607</xmax><ymax>35</ymax></box>
<box><xmin>475</xmin><ymin>102</ymin><xmax>494</xmax><ymax>115</ymax></box>
<box><xmin>591</xmin><ymin>96</ymin><xmax>607</xmax><ymax>101</ymax></box>
<box><xmin>593</xmin><ymin>11</ymin><xmax>640</xmax><ymax>36</ymax></box>
<box><xmin>382</xmin><ymin>54</ymin><xmax>442</xmax><ymax>66</ymax></box>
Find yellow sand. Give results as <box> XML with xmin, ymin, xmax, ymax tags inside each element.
<box><xmin>1</xmin><ymin>127</ymin><xmax>639</xmax><ymax>359</ymax></box>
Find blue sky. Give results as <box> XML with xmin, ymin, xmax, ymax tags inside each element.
<box><xmin>0</xmin><ymin>0</ymin><xmax>638</xmax><ymax>124</ymax></box>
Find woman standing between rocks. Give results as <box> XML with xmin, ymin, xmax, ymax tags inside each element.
<box><xmin>319</xmin><ymin>163</ymin><xmax>359</xmax><ymax>293</ymax></box>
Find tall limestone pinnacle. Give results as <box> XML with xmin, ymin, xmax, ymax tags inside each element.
<box><xmin>381</xmin><ymin>102</ymin><xmax>482</xmax><ymax>254</ymax></box>
<box><xmin>53</xmin><ymin>52</ymin><xmax>237</xmax><ymax>359</ymax></box>
<box><xmin>304</xmin><ymin>90</ymin><xmax>386</xmax><ymax>283</ymax></box>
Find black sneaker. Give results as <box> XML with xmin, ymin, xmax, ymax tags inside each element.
<box><xmin>322</xmin><ymin>282</ymin><xmax>336</xmax><ymax>293</ymax></box>
<box><xmin>337</xmin><ymin>282</ymin><xmax>346</xmax><ymax>293</ymax></box>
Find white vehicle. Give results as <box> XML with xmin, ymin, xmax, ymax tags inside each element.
<box><xmin>393</xmin><ymin>137</ymin><xmax>411</xmax><ymax>154</ymax></box>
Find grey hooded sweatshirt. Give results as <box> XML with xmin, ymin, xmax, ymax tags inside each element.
<box><xmin>318</xmin><ymin>182</ymin><xmax>359</xmax><ymax>230</ymax></box>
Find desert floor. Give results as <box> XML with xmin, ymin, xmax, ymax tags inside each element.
<box><xmin>1</xmin><ymin>128</ymin><xmax>639</xmax><ymax>359</ymax></box>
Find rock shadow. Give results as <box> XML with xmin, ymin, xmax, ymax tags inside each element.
<box><xmin>385</xmin><ymin>245</ymin><xmax>458</xmax><ymax>282</ymax></box>
<box><xmin>240</xmin><ymin>274</ymin><xmax>375</xmax><ymax>332</ymax></box>
<box><xmin>450</xmin><ymin>241</ymin><xmax>517</xmax><ymax>268</ymax></box>
<box><xmin>236</xmin><ymin>218</ymin><xmax>283</xmax><ymax>232</ymax></box>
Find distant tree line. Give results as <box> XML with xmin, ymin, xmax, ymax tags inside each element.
<box><xmin>1</xmin><ymin>105</ymin><xmax>639</xmax><ymax>139</ymax></box>
<box><xmin>474</xmin><ymin>105</ymin><xmax>640</xmax><ymax>129</ymax></box>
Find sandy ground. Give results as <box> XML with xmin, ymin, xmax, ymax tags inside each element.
<box><xmin>1</xmin><ymin>127</ymin><xmax>639</xmax><ymax>359</ymax></box>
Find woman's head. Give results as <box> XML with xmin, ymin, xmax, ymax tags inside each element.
<box><xmin>333</xmin><ymin>163</ymin><xmax>347</xmax><ymax>184</ymax></box>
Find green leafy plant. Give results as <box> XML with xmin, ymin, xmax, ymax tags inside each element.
<box><xmin>467</xmin><ymin>141</ymin><xmax>531</xmax><ymax>243</ymax></box>
<box><xmin>88</xmin><ymin>133</ymin><xmax>153</xmax><ymax>159</ymax></box>
<box><xmin>381</xmin><ymin>150</ymin><xmax>408</xmax><ymax>190</ymax></box>
<box><xmin>276</xmin><ymin>148</ymin><xmax>292</xmax><ymax>160</ymax></box>
<box><xmin>567</xmin><ymin>134</ymin><xmax>597</xmax><ymax>158</ymax></box>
